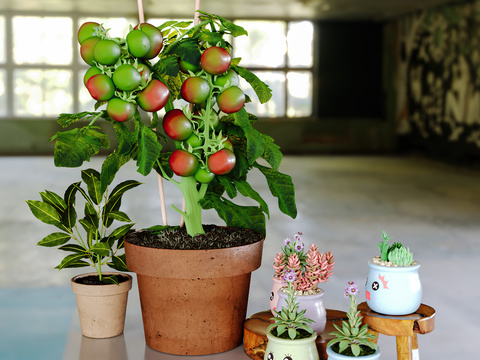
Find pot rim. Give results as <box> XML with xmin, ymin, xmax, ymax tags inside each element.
<box><xmin>266</xmin><ymin>330</ymin><xmax>317</xmax><ymax>345</ymax></box>
<box><xmin>71</xmin><ymin>272</ymin><xmax>132</xmax><ymax>296</ymax></box>
<box><xmin>368</xmin><ymin>259</ymin><xmax>420</xmax><ymax>272</ymax></box>
<box><xmin>326</xmin><ymin>344</ymin><xmax>381</xmax><ymax>358</ymax></box>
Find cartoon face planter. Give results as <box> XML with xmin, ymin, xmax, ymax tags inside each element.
<box><xmin>365</xmin><ymin>260</ymin><xmax>422</xmax><ymax>315</ymax></box>
<box><xmin>269</xmin><ymin>276</ymin><xmax>283</xmax><ymax>314</ymax></box>
<box><xmin>264</xmin><ymin>331</ymin><xmax>319</xmax><ymax>360</ymax></box>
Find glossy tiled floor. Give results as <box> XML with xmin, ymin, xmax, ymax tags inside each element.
<box><xmin>1</xmin><ymin>155</ymin><xmax>479</xmax><ymax>359</ymax></box>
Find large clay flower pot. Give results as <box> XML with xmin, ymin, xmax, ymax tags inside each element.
<box><xmin>124</xmin><ymin>237</ymin><xmax>264</xmax><ymax>355</ymax></box>
<box><xmin>71</xmin><ymin>272</ymin><xmax>132</xmax><ymax>339</ymax></box>
<box><xmin>276</xmin><ymin>287</ymin><xmax>326</xmax><ymax>335</ymax></box>
<box><xmin>365</xmin><ymin>260</ymin><xmax>422</xmax><ymax>315</ymax></box>
<box><xmin>269</xmin><ymin>276</ymin><xmax>283</xmax><ymax>314</ymax></box>
<box><xmin>265</xmin><ymin>331</ymin><xmax>319</xmax><ymax>360</ymax></box>
<box><xmin>326</xmin><ymin>345</ymin><xmax>381</xmax><ymax>359</ymax></box>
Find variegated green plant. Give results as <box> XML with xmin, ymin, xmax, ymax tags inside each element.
<box><xmin>328</xmin><ymin>282</ymin><xmax>378</xmax><ymax>357</ymax></box>
<box><xmin>26</xmin><ymin>168</ymin><xmax>141</xmax><ymax>283</ymax></box>
<box><xmin>267</xmin><ymin>270</ymin><xmax>314</xmax><ymax>340</ymax></box>
<box><xmin>377</xmin><ymin>231</ymin><xmax>414</xmax><ymax>266</ymax></box>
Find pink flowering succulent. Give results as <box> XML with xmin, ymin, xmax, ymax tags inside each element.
<box><xmin>273</xmin><ymin>232</ymin><xmax>335</xmax><ymax>294</ymax></box>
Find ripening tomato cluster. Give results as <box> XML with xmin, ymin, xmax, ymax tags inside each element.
<box><xmin>166</xmin><ymin>45</ymin><xmax>247</xmax><ymax>182</ymax></box>
<box><xmin>78</xmin><ymin>22</ymin><xmax>170</xmax><ymax>122</ymax></box>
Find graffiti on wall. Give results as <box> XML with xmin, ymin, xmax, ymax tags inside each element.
<box><xmin>391</xmin><ymin>1</ymin><xmax>480</xmax><ymax>150</ymax></box>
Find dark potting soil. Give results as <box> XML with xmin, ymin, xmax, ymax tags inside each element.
<box><xmin>74</xmin><ymin>274</ymin><xmax>130</xmax><ymax>286</ymax></box>
<box><xmin>125</xmin><ymin>224</ymin><xmax>263</xmax><ymax>250</ymax></box>
<box><xmin>330</xmin><ymin>342</ymin><xmax>377</xmax><ymax>356</ymax></box>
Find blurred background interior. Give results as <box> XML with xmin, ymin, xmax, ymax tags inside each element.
<box><xmin>1</xmin><ymin>0</ymin><xmax>479</xmax><ymax>359</ymax></box>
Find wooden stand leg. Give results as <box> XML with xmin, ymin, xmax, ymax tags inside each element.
<box><xmin>412</xmin><ymin>334</ymin><xmax>420</xmax><ymax>360</ymax></box>
<box><xmin>396</xmin><ymin>336</ymin><xmax>413</xmax><ymax>360</ymax></box>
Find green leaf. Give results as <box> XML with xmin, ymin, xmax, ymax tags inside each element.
<box><xmin>287</xmin><ymin>327</ymin><xmax>297</xmax><ymax>340</ymax></box>
<box><xmin>55</xmin><ymin>254</ymin><xmax>89</xmax><ymax>270</ymax></box>
<box><xmin>200</xmin><ymin>193</ymin><xmax>266</xmax><ymax>236</ymax></box>
<box><xmin>59</xmin><ymin>244</ymin><xmax>86</xmax><ymax>254</ymax></box>
<box><xmin>254</xmin><ymin>163</ymin><xmax>297</xmax><ymax>219</ymax></box>
<box><xmin>100</xmin><ymin>151</ymin><xmax>131</xmax><ymax>194</ymax></box>
<box><xmin>232</xmin><ymin>108</ymin><xmax>264</xmax><ymax>165</ymax></box>
<box><xmin>232</xmin><ymin>65</ymin><xmax>272</xmax><ymax>104</ymax></box>
<box><xmin>106</xmin><ymin>224</ymin><xmax>134</xmax><ymax>242</ymax></box>
<box><xmin>56</xmin><ymin>112</ymin><xmax>96</xmax><ymax>127</ymax></box>
<box><xmin>233</xmin><ymin>179</ymin><xmax>269</xmax><ymax>218</ymax></box>
<box><xmin>260</xmin><ymin>133</ymin><xmax>283</xmax><ymax>171</ymax></box>
<box><xmin>90</xmin><ymin>242</ymin><xmax>110</xmax><ymax>257</ymax></box>
<box><xmin>64</xmin><ymin>182</ymin><xmax>80</xmax><ymax>207</ymax></box>
<box><xmin>39</xmin><ymin>191</ymin><xmax>66</xmax><ymax>213</ymax></box>
<box><xmin>339</xmin><ymin>340</ymin><xmax>350</xmax><ymax>354</ymax></box>
<box><xmin>37</xmin><ymin>232</ymin><xmax>71</xmax><ymax>247</ymax></box>
<box><xmin>107</xmin><ymin>211</ymin><xmax>132</xmax><ymax>223</ymax></box>
<box><xmin>26</xmin><ymin>200</ymin><xmax>62</xmax><ymax>227</ymax></box>
<box><xmin>61</xmin><ymin>204</ymin><xmax>77</xmax><ymax>230</ymax></box>
<box><xmin>104</xmin><ymin>180</ymin><xmax>141</xmax><ymax>227</ymax></box>
<box><xmin>108</xmin><ymin>254</ymin><xmax>129</xmax><ymax>272</ymax></box>
<box><xmin>136</xmin><ymin>121</ymin><xmax>162</xmax><ymax>176</ymax></box>
<box><xmin>52</xmin><ymin>127</ymin><xmax>110</xmax><ymax>168</ymax></box>
<box><xmin>112</xmin><ymin>119</ymin><xmax>133</xmax><ymax>154</ymax></box>
<box><xmin>217</xmin><ymin>15</ymin><xmax>248</xmax><ymax>37</ymax></box>
<box><xmin>217</xmin><ymin>177</ymin><xmax>237</xmax><ymax>199</ymax></box>
<box><xmin>81</xmin><ymin>169</ymin><xmax>102</xmax><ymax>205</ymax></box>
<box><xmin>351</xmin><ymin>344</ymin><xmax>361</xmax><ymax>357</ymax></box>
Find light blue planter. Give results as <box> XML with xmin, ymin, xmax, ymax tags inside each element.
<box><xmin>326</xmin><ymin>345</ymin><xmax>381</xmax><ymax>359</ymax></box>
<box><xmin>365</xmin><ymin>260</ymin><xmax>422</xmax><ymax>315</ymax></box>
<box><xmin>276</xmin><ymin>288</ymin><xmax>326</xmax><ymax>335</ymax></box>
<box><xmin>265</xmin><ymin>331</ymin><xmax>319</xmax><ymax>360</ymax></box>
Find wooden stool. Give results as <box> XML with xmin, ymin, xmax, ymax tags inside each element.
<box><xmin>243</xmin><ymin>309</ymin><xmax>348</xmax><ymax>360</ymax></box>
<box><xmin>358</xmin><ymin>302</ymin><xmax>435</xmax><ymax>360</ymax></box>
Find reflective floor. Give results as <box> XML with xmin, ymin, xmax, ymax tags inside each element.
<box><xmin>1</xmin><ymin>155</ymin><xmax>479</xmax><ymax>359</ymax></box>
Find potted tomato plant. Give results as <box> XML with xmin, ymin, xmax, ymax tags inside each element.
<box><xmin>48</xmin><ymin>12</ymin><xmax>297</xmax><ymax>355</ymax></box>
<box><xmin>270</xmin><ymin>232</ymin><xmax>335</xmax><ymax>335</ymax></box>
<box><xmin>26</xmin><ymin>169</ymin><xmax>140</xmax><ymax>338</ymax></box>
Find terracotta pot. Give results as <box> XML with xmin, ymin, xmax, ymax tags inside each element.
<box><xmin>365</xmin><ymin>260</ymin><xmax>422</xmax><ymax>315</ymax></box>
<box><xmin>269</xmin><ymin>276</ymin><xmax>283</xmax><ymax>314</ymax></box>
<box><xmin>276</xmin><ymin>287</ymin><xmax>327</xmax><ymax>335</ymax></box>
<box><xmin>71</xmin><ymin>272</ymin><xmax>132</xmax><ymax>339</ymax></box>
<box><xmin>265</xmin><ymin>331</ymin><xmax>319</xmax><ymax>360</ymax></box>
<box><xmin>124</xmin><ymin>237</ymin><xmax>264</xmax><ymax>355</ymax></box>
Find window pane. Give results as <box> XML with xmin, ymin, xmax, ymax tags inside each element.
<box><xmin>287</xmin><ymin>71</ymin><xmax>312</xmax><ymax>117</ymax></box>
<box><xmin>233</xmin><ymin>21</ymin><xmax>286</xmax><ymax>68</ymax></box>
<box><xmin>287</xmin><ymin>21</ymin><xmax>313</xmax><ymax>68</ymax></box>
<box><xmin>13</xmin><ymin>17</ymin><xmax>72</xmax><ymax>65</ymax></box>
<box><xmin>240</xmin><ymin>71</ymin><xmax>285</xmax><ymax>117</ymax></box>
<box><xmin>0</xmin><ymin>70</ymin><xmax>6</xmax><ymax>116</ymax></box>
<box><xmin>14</xmin><ymin>69</ymin><xmax>73</xmax><ymax>116</ymax></box>
<box><xmin>0</xmin><ymin>16</ymin><xmax>5</xmax><ymax>64</ymax></box>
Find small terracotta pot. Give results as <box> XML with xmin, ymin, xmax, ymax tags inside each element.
<box><xmin>125</xmin><ymin>237</ymin><xmax>264</xmax><ymax>355</ymax></box>
<box><xmin>71</xmin><ymin>272</ymin><xmax>132</xmax><ymax>339</ymax></box>
<box><xmin>276</xmin><ymin>287</ymin><xmax>327</xmax><ymax>335</ymax></box>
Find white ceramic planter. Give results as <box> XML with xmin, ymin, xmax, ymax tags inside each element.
<box><xmin>71</xmin><ymin>272</ymin><xmax>132</xmax><ymax>338</ymax></box>
<box><xmin>365</xmin><ymin>260</ymin><xmax>422</xmax><ymax>315</ymax></box>
<box><xmin>265</xmin><ymin>331</ymin><xmax>319</xmax><ymax>360</ymax></box>
<box><xmin>269</xmin><ymin>276</ymin><xmax>283</xmax><ymax>314</ymax></box>
<box><xmin>326</xmin><ymin>345</ymin><xmax>381</xmax><ymax>359</ymax></box>
<box><xmin>276</xmin><ymin>287</ymin><xmax>326</xmax><ymax>335</ymax></box>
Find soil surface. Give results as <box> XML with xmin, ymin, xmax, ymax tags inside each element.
<box><xmin>125</xmin><ymin>225</ymin><xmax>263</xmax><ymax>250</ymax></box>
<box><xmin>74</xmin><ymin>274</ymin><xmax>130</xmax><ymax>285</ymax></box>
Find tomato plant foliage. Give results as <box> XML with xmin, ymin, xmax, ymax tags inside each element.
<box><xmin>50</xmin><ymin>11</ymin><xmax>296</xmax><ymax>238</ymax></box>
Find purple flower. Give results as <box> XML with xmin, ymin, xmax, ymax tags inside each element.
<box><xmin>294</xmin><ymin>232</ymin><xmax>303</xmax><ymax>241</ymax></box>
<box><xmin>295</xmin><ymin>241</ymin><xmax>305</xmax><ymax>252</ymax></box>
<box><xmin>283</xmin><ymin>269</ymin><xmax>297</xmax><ymax>284</ymax></box>
<box><xmin>345</xmin><ymin>281</ymin><xmax>359</xmax><ymax>297</ymax></box>
<box><xmin>284</xmin><ymin>237</ymin><xmax>291</xmax><ymax>246</ymax></box>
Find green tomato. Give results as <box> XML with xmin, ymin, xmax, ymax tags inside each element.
<box><xmin>185</xmin><ymin>133</ymin><xmax>203</xmax><ymax>148</ymax></box>
<box><xmin>83</xmin><ymin>66</ymin><xmax>102</xmax><ymax>87</ymax></box>
<box><xmin>112</xmin><ymin>64</ymin><xmax>142</xmax><ymax>91</ymax></box>
<box><xmin>135</xmin><ymin>23</ymin><xmax>163</xmax><ymax>59</ymax></box>
<box><xmin>217</xmin><ymin>86</ymin><xmax>245</xmax><ymax>114</ymax></box>
<box><xmin>180</xmin><ymin>77</ymin><xmax>210</xmax><ymax>104</ymax></box>
<box><xmin>126</xmin><ymin>29</ymin><xmax>151</xmax><ymax>58</ymax></box>
<box><xmin>194</xmin><ymin>167</ymin><xmax>215</xmax><ymax>183</ymax></box>
<box><xmin>214</xmin><ymin>69</ymin><xmax>240</xmax><ymax>88</ymax></box>
<box><xmin>77</xmin><ymin>22</ymin><xmax>102</xmax><ymax>45</ymax></box>
<box><xmin>107</xmin><ymin>98</ymin><xmax>136</xmax><ymax>122</ymax></box>
<box><xmin>80</xmin><ymin>36</ymin><xmax>100</xmax><ymax>66</ymax></box>
<box><xmin>93</xmin><ymin>39</ymin><xmax>121</xmax><ymax>65</ymax></box>
<box><xmin>86</xmin><ymin>74</ymin><xmax>115</xmax><ymax>101</ymax></box>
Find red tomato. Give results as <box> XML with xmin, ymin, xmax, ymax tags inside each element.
<box><xmin>201</xmin><ymin>46</ymin><xmax>231</xmax><ymax>75</ymax></box>
<box><xmin>134</xmin><ymin>23</ymin><xmax>163</xmax><ymax>59</ymax></box>
<box><xmin>163</xmin><ymin>109</ymin><xmax>193</xmax><ymax>141</ymax></box>
<box><xmin>80</xmin><ymin>36</ymin><xmax>100</xmax><ymax>66</ymax></box>
<box><xmin>217</xmin><ymin>86</ymin><xmax>245</xmax><ymax>114</ymax></box>
<box><xmin>169</xmin><ymin>149</ymin><xmax>199</xmax><ymax>177</ymax></box>
<box><xmin>107</xmin><ymin>98</ymin><xmax>136</xmax><ymax>122</ymax></box>
<box><xmin>180</xmin><ymin>77</ymin><xmax>210</xmax><ymax>104</ymax></box>
<box><xmin>136</xmin><ymin>79</ymin><xmax>170</xmax><ymax>112</ymax></box>
<box><xmin>86</xmin><ymin>74</ymin><xmax>115</xmax><ymax>101</ymax></box>
<box><xmin>207</xmin><ymin>148</ymin><xmax>236</xmax><ymax>175</ymax></box>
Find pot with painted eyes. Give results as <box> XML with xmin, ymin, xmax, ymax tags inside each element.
<box><xmin>264</xmin><ymin>331</ymin><xmax>319</xmax><ymax>360</ymax></box>
<box><xmin>365</xmin><ymin>232</ymin><xmax>422</xmax><ymax>315</ymax></box>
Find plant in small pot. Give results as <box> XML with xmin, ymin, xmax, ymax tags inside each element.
<box><xmin>365</xmin><ymin>231</ymin><xmax>422</xmax><ymax>315</ymax></box>
<box><xmin>271</xmin><ymin>232</ymin><xmax>334</xmax><ymax>335</ymax></box>
<box><xmin>265</xmin><ymin>270</ymin><xmax>319</xmax><ymax>360</ymax></box>
<box><xmin>26</xmin><ymin>169</ymin><xmax>140</xmax><ymax>338</ymax></box>
<box><xmin>49</xmin><ymin>11</ymin><xmax>297</xmax><ymax>355</ymax></box>
<box><xmin>327</xmin><ymin>281</ymin><xmax>380</xmax><ymax>359</ymax></box>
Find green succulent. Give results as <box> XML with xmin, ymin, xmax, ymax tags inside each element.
<box><xmin>267</xmin><ymin>273</ymin><xmax>314</xmax><ymax>340</ymax></box>
<box><xmin>376</xmin><ymin>231</ymin><xmax>414</xmax><ymax>266</ymax></box>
